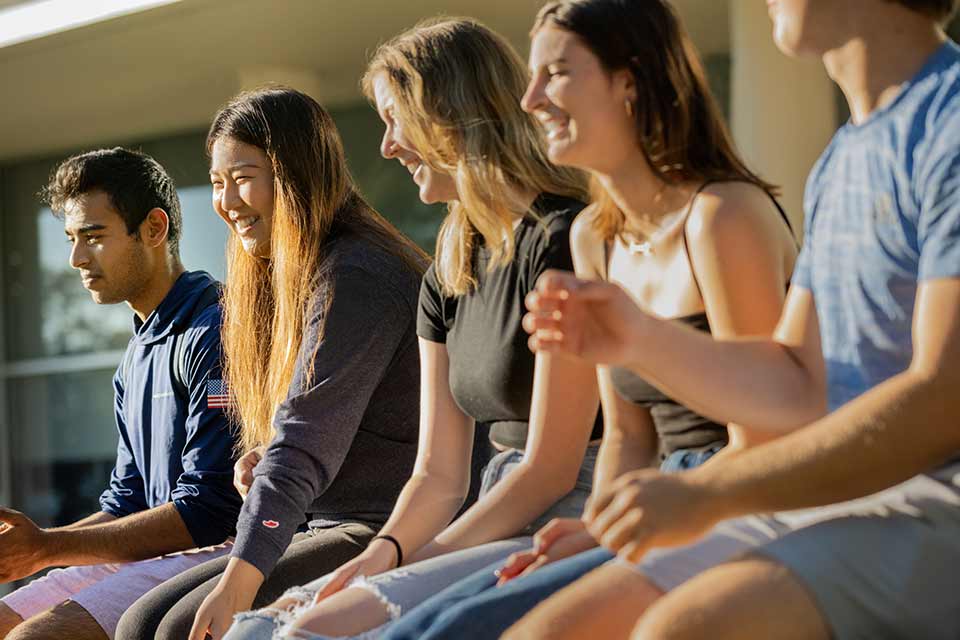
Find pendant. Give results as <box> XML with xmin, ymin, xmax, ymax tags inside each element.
<box><xmin>627</xmin><ymin>239</ymin><xmax>653</xmax><ymax>256</ymax></box>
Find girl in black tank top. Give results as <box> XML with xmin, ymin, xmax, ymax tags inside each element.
<box><xmin>602</xmin><ymin>180</ymin><xmax>796</xmax><ymax>467</ymax></box>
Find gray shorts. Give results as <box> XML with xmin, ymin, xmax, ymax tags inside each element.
<box><xmin>630</xmin><ymin>465</ymin><xmax>960</xmax><ymax>640</ymax></box>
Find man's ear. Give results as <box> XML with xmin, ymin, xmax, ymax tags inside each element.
<box><xmin>141</xmin><ymin>208</ymin><xmax>170</xmax><ymax>249</ymax></box>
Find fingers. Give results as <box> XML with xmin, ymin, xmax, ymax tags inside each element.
<box><xmin>618</xmin><ymin>540</ymin><xmax>650</xmax><ymax>565</ymax></box>
<box><xmin>583</xmin><ymin>487</ymin><xmax>616</xmax><ymax>523</ymax></box>
<box><xmin>0</xmin><ymin>508</ymin><xmax>25</xmax><ymax>526</ymax></box>
<box><xmin>188</xmin><ymin>612</ymin><xmax>209</xmax><ymax>640</ymax></box>
<box><xmin>517</xmin><ymin>554</ymin><xmax>549</xmax><ymax>580</ymax></box>
<box><xmin>210</xmin><ymin>614</ymin><xmax>232</xmax><ymax>640</ymax></box>
<box><xmin>597</xmin><ymin>508</ymin><xmax>644</xmax><ymax>554</ymax></box>
<box><xmin>586</xmin><ymin>485</ymin><xmax>641</xmax><ymax>544</ymax></box>
<box><xmin>521</xmin><ymin>308</ymin><xmax>564</xmax><ymax>336</ymax></box>
<box><xmin>313</xmin><ymin>565</ymin><xmax>359</xmax><ymax>603</ymax></box>
<box><xmin>495</xmin><ymin>549</ymin><xmax>537</xmax><ymax>586</ymax></box>
<box><xmin>533</xmin><ymin>518</ymin><xmax>580</xmax><ymax>553</ymax></box>
<box><xmin>532</xmin><ymin>270</ymin><xmax>617</xmax><ymax>302</ymax></box>
<box><xmin>534</xmin><ymin>269</ymin><xmax>578</xmax><ymax>296</ymax></box>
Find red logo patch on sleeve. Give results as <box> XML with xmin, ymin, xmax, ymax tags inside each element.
<box><xmin>262</xmin><ymin>520</ymin><xmax>280</xmax><ymax>529</ymax></box>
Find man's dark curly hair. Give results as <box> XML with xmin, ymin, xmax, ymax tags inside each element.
<box><xmin>42</xmin><ymin>147</ymin><xmax>182</xmax><ymax>256</ymax></box>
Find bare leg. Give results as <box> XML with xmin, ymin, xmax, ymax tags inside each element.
<box><xmin>0</xmin><ymin>603</ymin><xmax>24</xmax><ymax>639</ymax></box>
<box><xmin>632</xmin><ymin>555</ymin><xmax>830</xmax><ymax>640</ymax></box>
<box><xmin>286</xmin><ymin>587</ymin><xmax>391</xmax><ymax>637</ymax></box>
<box><xmin>6</xmin><ymin>601</ymin><xmax>107</xmax><ymax>640</ymax></box>
<box><xmin>503</xmin><ymin>562</ymin><xmax>663</xmax><ymax>640</ymax></box>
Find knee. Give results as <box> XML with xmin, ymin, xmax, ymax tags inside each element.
<box><xmin>6</xmin><ymin>620</ymin><xmax>42</xmax><ymax>640</ymax></box>
<box><xmin>114</xmin><ymin>608</ymin><xmax>153</xmax><ymax>640</ymax></box>
<box><xmin>0</xmin><ymin>606</ymin><xmax>24</xmax><ymax>640</ymax></box>
<box><xmin>631</xmin><ymin>598</ymin><xmax>699</xmax><ymax>640</ymax></box>
<box><xmin>154</xmin><ymin>607</ymin><xmax>196</xmax><ymax>640</ymax></box>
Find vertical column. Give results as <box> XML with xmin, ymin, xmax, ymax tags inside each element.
<box><xmin>730</xmin><ymin>0</ymin><xmax>837</xmax><ymax>232</ymax></box>
<box><xmin>0</xmin><ymin>171</ymin><xmax>11</xmax><ymax>597</ymax></box>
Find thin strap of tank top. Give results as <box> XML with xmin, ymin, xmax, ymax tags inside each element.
<box><xmin>681</xmin><ymin>180</ymin><xmax>797</xmax><ymax>303</ymax></box>
<box><xmin>603</xmin><ymin>180</ymin><xmax>794</xmax><ymax>291</ymax></box>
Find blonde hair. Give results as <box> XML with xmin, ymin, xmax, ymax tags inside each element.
<box><xmin>362</xmin><ymin>17</ymin><xmax>587</xmax><ymax>296</ymax></box>
<box><xmin>208</xmin><ymin>88</ymin><xmax>428</xmax><ymax>452</ymax></box>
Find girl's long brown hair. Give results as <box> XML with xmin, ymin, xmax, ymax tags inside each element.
<box><xmin>534</xmin><ymin>0</ymin><xmax>779</xmax><ymax>241</ymax></box>
<box><xmin>362</xmin><ymin>18</ymin><xmax>588</xmax><ymax>296</ymax></box>
<box><xmin>208</xmin><ymin>87</ymin><xmax>428</xmax><ymax>452</ymax></box>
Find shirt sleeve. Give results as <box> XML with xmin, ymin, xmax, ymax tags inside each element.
<box><xmin>790</xmin><ymin>138</ymin><xmax>837</xmax><ymax>292</ymax></box>
<box><xmin>789</xmin><ymin>222</ymin><xmax>815</xmax><ymax>291</ymax></box>
<box><xmin>231</xmin><ymin>266</ymin><xmax>414</xmax><ymax>577</ymax></box>
<box><xmin>99</xmin><ymin>359</ymin><xmax>149</xmax><ymax>518</ymax></box>
<box><xmin>416</xmin><ymin>263</ymin><xmax>450</xmax><ymax>343</ymax></box>
<box><xmin>527</xmin><ymin>211</ymin><xmax>577</xmax><ymax>286</ymax></box>
<box><xmin>170</xmin><ymin>305</ymin><xmax>243</xmax><ymax>548</ymax></box>
<box><xmin>917</xmin><ymin>120</ymin><xmax>960</xmax><ymax>281</ymax></box>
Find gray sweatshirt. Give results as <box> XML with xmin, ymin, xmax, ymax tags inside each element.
<box><xmin>231</xmin><ymin>231</ymin><xmax>423</xmax><ymax>577</ymax></box>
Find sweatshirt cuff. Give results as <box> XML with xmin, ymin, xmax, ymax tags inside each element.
<box><xmin>230</xmin><ymin>523</ymin><xmax>290</xmax><ymax>578</ymax></box>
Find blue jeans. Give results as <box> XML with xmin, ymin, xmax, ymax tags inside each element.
<box><xmin>659</xmin><ymin>444</ymin><xmax>724</xmax><ymax>473</ymax></box>
<box><xmin>381</xmin><ymin>547</ymin><xmax>616</xmax><ymax>640</ymax></box>
<box><xmin>380</xmin><ymin>445</ymin><xmax>723</xmax><ymax>640</ymax></box>
<box><xmin>223</xmin><ymin>446</ymin><xmax>600</xmax><ymax>640</ymax></box>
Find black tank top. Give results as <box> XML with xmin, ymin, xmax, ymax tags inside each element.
<box><xmin>605</xmin><ymin>181</ymin><xmax>793</xmax><ymax>459</ymax></box>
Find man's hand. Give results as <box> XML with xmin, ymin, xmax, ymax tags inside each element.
<box><xmin>523</xmin><ymin>270</ymin><xmax>647</xmax><ymax>365</ymax></box>
<box><xmin>583</xmin><ymin>470</ymin><xmax>726</xmax><ymax>564</ymax></box>
<box><xmin>495</xmin><ymin>518</ymin><xmax>597</xmax><ymax>586</ymax></box>
<box><xmin>234</xmin><ymin>446</ymin><xmax>265</xmax><ymax>498</ymax></box>
<box><xmin>0</xmin><ymin>508</ymin><xmax>51</xmax><ymax>583</ymax></box>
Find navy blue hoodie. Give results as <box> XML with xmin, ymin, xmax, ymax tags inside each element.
<box><xmin>99</xmin><ymin>271</ymin><xmax>241</xmax><ymax>547</ymax></box>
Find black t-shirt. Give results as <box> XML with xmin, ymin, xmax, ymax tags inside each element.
<box><xmin>418</xmin><ymin>193</ymin><xmax>604</xmax><ymax>449</ymax></box>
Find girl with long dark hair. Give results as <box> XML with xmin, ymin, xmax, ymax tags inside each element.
<box><xmin>116</xmin><ymin>87</ymin><xmax>428</xmax><ymax>640</ymax></box>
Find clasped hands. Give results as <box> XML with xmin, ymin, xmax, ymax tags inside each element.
<box><xmin>495</xmin><ymin>468</ymin><xmax>721</xmax><ymax>586</ymax></box>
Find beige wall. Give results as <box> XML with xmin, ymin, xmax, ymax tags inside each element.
<box><xmin>730</xmin><ymin>0</ymin><xmax>837</xmax><ymax>231</ymax></box>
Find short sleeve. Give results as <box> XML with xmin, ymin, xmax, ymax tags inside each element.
<box><xmin>527</xmin><ymin>210</ymin><xmax>577</xmax><ymax>285</ymax></box>
<box><xmin>791</xmin><ymin>151</ymin><xmax>831</xmax><ymax>291</ymax></box>
<box><xmin>417</xmin><ymin>263</ymin><xmax>452</xmax><ymax>343</ymax></box>
<box><xmin>917</xmin><ymin>127</ymin><xmax>960</xmax><ymax>281</ymax></box>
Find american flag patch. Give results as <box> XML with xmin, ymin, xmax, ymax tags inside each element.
<box><xmin>207</xmin><ymin>379</ymin><xmax>230</xmax><ymax>409</ymax></box>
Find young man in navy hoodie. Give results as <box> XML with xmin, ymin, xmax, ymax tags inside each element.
<box><xmin>0</xmin><ymin>148</ymin><xmax>242</xmax><ymax>640</ymax></box>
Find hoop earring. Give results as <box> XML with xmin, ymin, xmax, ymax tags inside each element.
<box><xmin>624</xmin><ymin>99</ymin><xmax>634</xmax><ymax>118</ymax></box>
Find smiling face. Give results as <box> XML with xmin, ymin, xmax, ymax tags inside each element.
<box><xmin>209</xmin><ymin>137</ymin><xmax>275</xmax><ymax>258</ymax></box>
<box><xmin>371</xmin><ymin>73</ymin><xmax>459</xmax><ymax>205</ymax></box>
<box><xmin>64</xmin><ymin>190</ymin><xmax>152</xmax><ymax>305</ymax></box>
<box><xmin>522</xmin><ymin>26</ymin><xmax>637</xmax><ymax>174</ymax></box>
